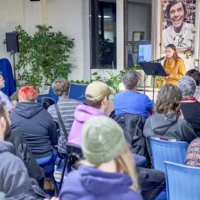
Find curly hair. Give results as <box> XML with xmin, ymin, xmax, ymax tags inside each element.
<box><xmin>178</xmin><ymin>76</ymin><xmax>196</xmax><ymax>98</ymax></box>
<box><xmin>52</xmin><ymin>77</ymin><xmax>70</xmax><ymax>96</ymax></box>
<box><xmin>155</xmin><ymin>84</ymin><xmax>182</xmax><ymax>117</ymax></box>
<box><xmin>186</xmin><ymin>69</ymin><xmax>200</xmax><ymax>86</ymax></box>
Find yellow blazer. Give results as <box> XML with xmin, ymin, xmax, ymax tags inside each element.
<box><xmin>163</xmin><ymin>58</ymin><xmax>186</xmax><ymax>85</ymax></box>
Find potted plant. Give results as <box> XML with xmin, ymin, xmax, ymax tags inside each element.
<box><xmin>6</xmin><ymin>25</ymin><xmax>75</xmax><ymax>91</ymax></box>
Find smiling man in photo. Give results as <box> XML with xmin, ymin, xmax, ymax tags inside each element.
<box><xmin>162</xmin><ymin>0</ymin><xmax>195</xmax><ymax>51</ymax></box>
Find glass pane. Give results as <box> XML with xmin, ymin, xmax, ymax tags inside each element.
<box><xmin>125</xmin><ymin>0</ymin><xmax>152</xmax><ymax>68</ymax></box>
<box><xmin>127</xmin><ymin>1</ymin><xmax>152</xmax><ymax>41</ymax></box>
<box><xmin>90</xmin><ymin>0</ymin><xmax>117</xmax><ymax>69</ymax></box>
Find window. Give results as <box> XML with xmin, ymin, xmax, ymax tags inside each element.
<box><xmin>124</xmin><ymin>0</ymin><xmax>152</xmax><ymax>68</ymax></box>
<box><xmin>90</xmin><ymin>0</ymin><xmax>117</xmax><ymax>69</ymax></box>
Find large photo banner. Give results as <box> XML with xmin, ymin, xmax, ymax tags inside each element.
<box><xmin>161</xmin><ymin>0</ymin><xmax>196</xmax><ymax>53</ymax></box>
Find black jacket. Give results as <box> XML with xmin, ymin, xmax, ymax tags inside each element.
<box><xmin>10</xmin><ymin>102</ymin><xmax>58</xmax><ymax>158</ymax></box>
<box><xmin>6</xmin><ymin>132</ymin><xmax>45</xmax><ymax>188</ymax></box>
<box><xmin>115</xmin><ymin>113</ymin><xmax>148</xmax><ymax>158</ymax></box>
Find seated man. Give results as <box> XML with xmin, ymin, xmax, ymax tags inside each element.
<box><xmin>0</xmin><ymin>72</ymin><xmax>16</xmax><ymax>112</ymax></box>
<box><xmin>48</xmin><ymin>78</ymin><xmax>81</xmax><ymax>152</ymax></box>
<box><xmin>68</xmin><ymin>81</ymin><xmax>165</xmax><ymax>200</ymax></box>
<box><xmin>0</xmin><ymin>101</ymin><xmax>47</xmax><ymax>199</ymax></box>
<box><xmin>9</xmin><ymin>85</ymin><xmax>58</xmax><ymax>159</ymax></box>
<box><xmin>114</xmin><ymin>70</ymin><xmax>153</xmax><ymax>119</ymax></box>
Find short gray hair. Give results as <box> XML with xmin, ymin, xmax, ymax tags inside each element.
<box><xmin>122</xmin><ymin>70</ymin><xmax>139</xmax><ymax>90</ymax></box>
<box><xmin>177</xmin><ymin>76</ymin><xmax>196</xmax><ymax>98</ymax></box>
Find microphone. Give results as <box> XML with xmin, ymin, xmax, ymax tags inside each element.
<box><xmin>158</xmin><ymin>56</ymin><xmax>165</xmax><ymax>61</ymax></box>
<box><xmin>151</xmin><ymin>56</ymin><xmax>165</xmax><ymax>63</ymax></box>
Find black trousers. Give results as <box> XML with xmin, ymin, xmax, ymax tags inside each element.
<box><xmin>137</xmin><ymin>167</ymin><xmax>166</xmax><ymax>200</ymax></box>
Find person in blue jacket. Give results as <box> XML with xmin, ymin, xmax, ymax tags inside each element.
<box><xmin>0</xmin><ymin>73</ymin><xmax>16</xmax><ymax>112</ymax></box>
<box><xmin>59</xmin><ymin>116</ymin><xmax>143</xmax><ymax>200</ymax></box>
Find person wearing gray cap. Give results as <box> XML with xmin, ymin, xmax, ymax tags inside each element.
<box><xmin>60</xmin><ymin>116</ymin><xmax>143</xmax><ymax>200</ymax></box>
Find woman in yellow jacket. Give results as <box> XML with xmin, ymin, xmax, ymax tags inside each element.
<box><xmin>163</xmin><ymin>44</ymin><xmax>186</xmax><ymax>85</ymax></box>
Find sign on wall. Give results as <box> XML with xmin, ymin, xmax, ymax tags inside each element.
<box><xmin>161</xmin><ymin>0</ymin><xmax>196</xmax><ymax>53</ymax></box>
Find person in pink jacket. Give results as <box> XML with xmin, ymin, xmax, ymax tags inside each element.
<box><xmin>68</xmin><ymin>81</ymin><xmax>115</xmax><ymax>146</ymax></box>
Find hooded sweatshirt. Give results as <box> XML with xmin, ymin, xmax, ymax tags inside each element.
<box><xmin>60</xmin><ymin>164</ymin><xmax>143</xmax><ymax>200</ymax></box>
<box><xmin>10</xmin><ymin>102</ymin><xmax>58</xmax><ymax>158</ymax></box>
<box><xmin>0</xmin><ymin>141</ymin><xmax>40</xmax><ymax>200</ymax></box>
<box><xmin>143</xmin><ymin>113</ymin><xmax>197</xmax><ymax>143</ymax></box>
<box><xmin>68</xmin><ymin>105</ymin><xmax>106</xmax><ymax>146</ymax></box>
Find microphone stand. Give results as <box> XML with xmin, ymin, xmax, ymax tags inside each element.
<box><xmin>142</xmin><ymin>57</ymin><xmax>165</xmax><ymax>101</ymax></box>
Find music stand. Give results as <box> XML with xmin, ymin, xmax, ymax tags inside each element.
<box><xmin>139</xmin><ymin>62</ymin><xmax>168</xmax><ymax>102</ymax></box>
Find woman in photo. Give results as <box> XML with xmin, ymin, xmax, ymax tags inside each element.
<box><xmin>162</xmin><ymin>44</ymin><xmax>186</xmax><ymax>85</ymax></box>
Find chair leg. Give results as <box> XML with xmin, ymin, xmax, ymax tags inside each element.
<box><xmin>59</xmin><ymin>157</ymin><xmax>68</xmax><ymax>192</ymax></box>
<box><xmin>51</xmin><ymin>173</ymin><xmax>59</xmax><ymax>196</ymax></box>
<box><xmin>57</xmin><ymin>158</ymin><xmax>62</xmax><ymax>167</ymax></box>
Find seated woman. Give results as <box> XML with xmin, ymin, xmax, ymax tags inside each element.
<box><xmin>186</xmin><ymin>69</ymin><xmax>200</xmax><ymax>102</ymax></box>
<box><xmin>59</xmin><ymin>116</ymin><xmax>142</xmax><ymax>200</ymax></box>
<box><xmin>143</xmin><ymin>84</ymin><xmax>197</xmax><ymax>143</ymax></box>
<box><xmin>177</xmin><ymin>76</ymin><xmax>200</xmax><ymax>137</ymax></box>
<box><xmin>10</xmin><ymin>86</ymin><xmax>58</xmax><ymax>159</ymax></box>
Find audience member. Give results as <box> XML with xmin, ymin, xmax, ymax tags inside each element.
<box><xmin>48</xmin><ymin>78</ymin><xmax>81</xmax><ymax>152</ymax></box>
<box><xmin>68</xmin><ymin>81</ymin><xmax>115</xmax><ymax>146</ymax></box>
<box><xmin>114</xmin><ymin>70</ymin><xmax>153</xmax><ymax>119</ymax></box>
<box><xmin>0</xmin><ymin>73</ymin><xmax>17</xmax><ymax>111</ymax></box>
<box><xmin>6</xmin><ymin>132</ymin><xmax>45</xmax><ymax>188</ymax></box>
<box><xmin>185</xmin><ymin>137</ymin><xmax>200</xmax><ymax>167</ymax></box>
<box><xmin>68</xmin><ymin>81</ymin><xmax>165</xmax><ymax>200</ymax></box>
<box><xmin>10</xmin><ymin>86</ymin><xmax>58</xmax><ymax>158</ymax></box>
<box><xmin>143</xmin><ymin>84</ymin><xmax>197</xmax><ymax>143</ymax></box>
<box><xmin>162</xmin><ymin>44</ymin><xmax>186</xmax><ymax>85</ymax></box>
<box><xmin>60</xmin><ymin>116</ymin><xmax>143</xmax><ymax>200</ymax></box>
<box><xmin>0</xmin><ymin>101</ymin><xmax>48</xmax><ymax>199</ymax></box>
<box><xmin>186</xmin><ymin>69</ymin><xmax>200</xmax><ymax>101</ymax></box>
<box><xmin>177</xmin><ymin>76</ymin><xmax>200</xmax><ymax>137</ymax></box>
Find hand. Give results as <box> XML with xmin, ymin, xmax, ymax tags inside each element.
<box><xmin>162</xmin><ymin>76</ymin><xmax>169</xmax><ymax>80</ymax></box>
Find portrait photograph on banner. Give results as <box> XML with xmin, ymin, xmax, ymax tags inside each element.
<box><xmin>161</xmin><ymin>0</ymin><xmax>196</xmax><ymax>53</ymax></box>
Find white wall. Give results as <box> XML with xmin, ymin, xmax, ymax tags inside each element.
<box><xmin>128</xmin><ymin>3</ymin><xmax>151</xmax><ymax>41</ymax></box>
<box><xmin>0</xmin><ymin>0</ymin><xmax>86</xmax><ymax>88</ymax></box>
<box><xmin>47</xmin><ymin>0</ymin><xmax>85</xmax><ymax>81</ymax></box>
<box><xmin>0</xmin><ymin>0</ymin><xmax>24</xmax><ymax>64</ymax></box>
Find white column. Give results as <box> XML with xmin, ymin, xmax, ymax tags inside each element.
<box><xmin>151</xmin><ymin>0</ymin><xmax>161</xmax><ymax>60</ymax></box>
<box><xmin>116</xmin><ymin>0</ymin><xmax>124</xmax><ymax>72</ymax></box>
<box><xmin>194</xmin><ymin>0</ymin><xmax>200</xmax><ymax>69</ymax></box>
<box><xmin>83</xmin><ymin>0</ymin><xmax>91</xmax><ymax>81</ymax></box>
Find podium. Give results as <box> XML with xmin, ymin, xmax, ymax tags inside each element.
<box><xmin>139</xmin><ymin>62</ymin><xmax>168</xmax><ymax>102</ymax></box>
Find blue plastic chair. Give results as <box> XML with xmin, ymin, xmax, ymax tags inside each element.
<box><xmin>36</xmin><ymin>152</ymin><xmax>58</xmax><ymax>195</ymax></box>
<box><xmin>148</xmin><ymin>138</ymin><xmax>189</xmax><ymax>172</ymax></box>
<box><xmin>68</xmin><ymin>83</ymin><xmax>87</xmax><ymax>103</ymax></box>
<box><xmin>165</xmin><ymin>161</ymin><xmax>200</xmax><ymax>200</ymax></box>
<box><xmin>37</xmin><ymin>87</ymin><xmax>58</xmax><ymax>104</ymax></box>
<box><xmin>37</xmin><ymin>83</ymin><xmax>87</xmax><ymax>104</ymax></box>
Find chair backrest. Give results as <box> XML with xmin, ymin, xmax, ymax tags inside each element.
<box><xmin>149</xmin><ymin>138</ymin><xmax>189</xmax><ymax>172</ymax></box>
<box><xmin>115</xmin><ymin>113</ymin><xmax>147</xmax><ymax>157</ymax></box>
<box><xmin>165</xmin><ymin>161</ymin><xmax>200</xmax><ymax>200</ymax></box>
<box><xmin>41</xmin><ymin>97</ymin><xmax>56</xmax><ymax>110</ymax></box>
<box><xmin>66</xmin><ymin>143</ymin><xmax>82</xmax><ymax>172</ymax></box>
<box><xmin>68</xmin><ymin>83</ymin><xmax>87</xmax><ymax>103</ymax></box>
